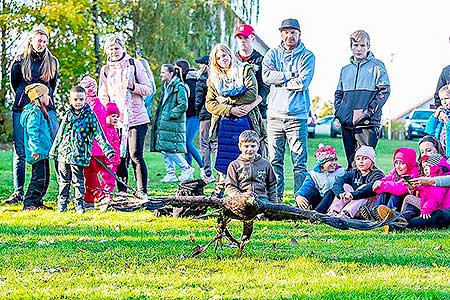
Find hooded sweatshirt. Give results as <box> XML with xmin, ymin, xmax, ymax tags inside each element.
<box><xmin>225</xmin><ymin>154</ymin><xmax>277</xmax><ymax>203</ymax></box>
<box><xmin>334</xmin><ymin>52</ymin><xmax>390</xmax><ymax>129</ymax></box>
<box><xmin>375</xmin><ymin>147</ymin><xmax>419</xmax><ymax>196</ymax></box>
<box><xmin>262</xmin><ymin>41</ymin><xmax>315</xmax><ymax>119</ymax></box>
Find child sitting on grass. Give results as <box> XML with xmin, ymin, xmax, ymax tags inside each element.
<box><xmin>50</xmin><ymin>86</ymin><xmax>114</xmax><ymax>214</ymax></box>
<box><xmin>327</xmin><ymin>145</ymin><xmax>384</xmax><ymax>218</ymax></box>
<box><xmin>362</xmin><ymin>147</ymin><xmax>419</xmax><ymax>218</ymax></box>
<box><xmin>377</xmin><ymin>153</ymin><xmax>450</xmax><ymax>226</ymax></box>
<box><xmin>80</xmin><ymin>76</ymin><xmax>120</xmax><ymax>211</ymax></box>
<box><xmin>20</xmin><ymin>83</ymin><xmax>54</xmax><ymax>211</ymax></box>
<box><xmin>225</xmin><ymin>130</ymin><xmax>277</xmax><ymax>203</ymax></box>
<box><xmin>295</xmin><ymin>144</ymin><xmax>345</xmax><ymax>213</ymax></box>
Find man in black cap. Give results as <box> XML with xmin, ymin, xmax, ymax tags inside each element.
<box><xmin>262</xmin><ymin>18</ymin><xmax>315</xmax><ymax>203</ymax></box>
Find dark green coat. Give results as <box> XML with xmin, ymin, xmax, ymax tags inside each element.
<box><xmin>150</xmin><ymin>77</ymin><xmax>188</xmax><ymax>153</ymax></box>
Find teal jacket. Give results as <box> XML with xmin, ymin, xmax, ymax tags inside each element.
<box><xmin>425</xmin><ymin>114</ymin><xmax>450</xmax><ymax>157</ymax></box>
<box><xmin>20</xmin><ymin>103</ymin><xmax>53</xmax><ymax>164</ymax></box>
<box><xmin>50</xmin><ymin>104</ymin><xmax>114</xmax><ymax>166</ymax></box>
<box><xmin>150</xmin><ymin>76</ymin><xmax>188</xmax><ymax>153</ymax></box>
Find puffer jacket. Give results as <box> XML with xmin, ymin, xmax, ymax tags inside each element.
<box><xmin>262</xmin><ymin>41</ymin><xmax>315</xmax><ymax>118</ymax></box>
<box><xmin>20</xmin><ymin>104</ymin><xmax>53</xmax><ymax>164</ymax></box>
<box><xmin>206</xmin><ymin>64</ymin><xmax>266</xmax><ymax>142</ymax></box>
<box><xmin>334</xmin><ymin>52</ymin><xmax>390</xmax><ymax>129</ymax></box>
<box><xmin>10</xmin><ymin>51</ymin><xmax>58</xmax><ymax>112</ymax></box>
<box><xmin>225</xmin><ymin>154</ymin><xmax>277</xmax><ymax>202</ymax></box>
<box><xmin>297</xmin><ymin>165</ymin><xmax>345</xmax><ymax>197</ymax></box>
<box><xmin>425</xmin><ymin>114</ymin><xmax>450</xmax><ymax>156</ymax></box>
<box><xmin>98</xmin><ymin>53</ymin><xmax>152</xmax><ymax>127</ymax></box>
<box><xmin>50</xmin><ymin>104</ymin><xmax>114</xmax><ymax>166</ymax></box>
<box><xmin>150</xmin><ymin>76</ymin><xmax>188</xmax><ymax>153</ymax></box>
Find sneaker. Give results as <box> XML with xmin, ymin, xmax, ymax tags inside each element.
<box><xmin>376</xmin><ymin>205</ymin><xmax>395</xmax><ymax>222</ymax></box>
<box><xmin>179</xmin><ymin>167</ymin><xmax>195</xmax><ymax>182</ymax></box>
<box><xmin>38</xmin><ymin>204</ymin><xmax>54</xmax><ymax>210</ymax></box>
<box><xmin>393</xmin><ymin>216</ymin><xmax>408</xmax><ymax>229</ymax></box>
<box><xmin>5</xmin><ymin>193</ymin><xmax>23</xmax><ymax>204</ymax></box>
<box><xmin>358</xmin><ymin>205</ymin><xmax>375</xmax><ymax>221</ymax></box>
<box><xmin>96</xmin><ymin>197</ymin><xmax>111</xmax><ymax>212</ymax></box>
<box><xmin>200</xmin><ymin>168</ymin><xmax>215</xmax><ymax>183</ymax></box>
<box><xmin>135</xmin><ymin>191</ymin><xmax>148</xmax><ymax>201</ymax></box>
<box><xmin>161</xmin><ymin>173</ymin><xmax>178</xmax><ymax>183</ymax></box>
<box><xmin>23</xmin><ymin>205</ymin><xmax>38</xmax><ymax>211</ymax></box>
<box><xmin>58</xmin><ymin>199</ymin><xmax>68</xmax><ymax>213</ymax></box>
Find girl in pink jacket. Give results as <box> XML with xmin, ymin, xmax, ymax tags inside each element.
<box><xmin>81</xmin><ymin>76</ymin><xmax>120</xmax><ymax>209</ymax></box>
<box><xmin>372</xmin><ymin>147</ymin><xmax>419</xmax><ymax>210</ymax></box>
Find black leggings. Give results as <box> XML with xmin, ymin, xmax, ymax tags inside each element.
<box><xmin>117</xmin><ymin>124</ymin><xmax>148</xmax><ymax>193</ymax></box>
<box><xmin>407</xmin><ymin>209</ymin><xmax>450</xmax><ymax>229</ymax></box>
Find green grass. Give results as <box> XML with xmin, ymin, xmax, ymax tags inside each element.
<box><xmin>1</xmin><ymin>137</ymin><xmax>450</xmax><ymax>299</ymax></box>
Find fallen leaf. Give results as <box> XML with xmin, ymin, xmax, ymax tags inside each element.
<box><xmin>189</xmin><ymin>235</ymin><xmax>195</xmax><ymax>243</ymax></box>
<box><xmin>115</xmin><ymin>224</ymin><xmax>121</xmax><ymax>231</ymax></box>
<box><xmin>434</xmin><ymin>245</ymin><xmax>442</xmax><ymax>251</ymax></box>
<box><xmin>36</xmin><ymin>241</ymin><xmax>48</xmax><ymax>246</ymax></box>
<box><xmin>432</xmin><ymin>262</ymin><xmax>438</xmax><ymax>267</ymax></box>
<box><xmin>272</xmin><ymin>243</ymin><xmax>277</xmax><ymax>250</ymax></box>
<box><xmin>98</xmin><ymin>240</ymin><xmax>109</xmax><ymax>243</ymax></box>
<box><xmin>290</xmin><ymin>238</ymin><xmax>298</xmax><ymax>244</ymax></box>
<box><xmin>46</xmin><ymin>268</ymin><xmax>59</xmax><ymax>274</ymax></box>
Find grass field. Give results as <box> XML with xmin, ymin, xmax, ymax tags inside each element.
<box><xmin>1</xmin><ymin>136</ymin><xmax>450</xmax><ymax>299</ymax></box>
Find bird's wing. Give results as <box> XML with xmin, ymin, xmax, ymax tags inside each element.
<box><xmin>260</xmin><ymin>202</ymin><xmax>393</xmax><ymax>230</ymax></box>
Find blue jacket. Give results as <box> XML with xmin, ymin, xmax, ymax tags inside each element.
<box><xmin>334</xmin><ymin>52</ymin><xmax>390</xmax><ymax>129</ymax></box>
<box><xmin>425</xmin><ymin>115</ymin><xmax>450</xmax><ymax>157</ymax></box>
<box><xmin>297</xmin><ymin>165</ymin><xmax>345</xmax><ymax>198</ymax></box>
<box><xmin>20</xmin><ymin>104</ymin><xmax>53</xmax><ymax>164</ymax></box>
<box><xmin>262</xmin><ymin>41</ymin><xmax>315</xmax><ymax>118</ymax></box>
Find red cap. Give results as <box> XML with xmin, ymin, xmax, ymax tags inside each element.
<box><xmin>234</xmin><ymin>24</ymin><xmax>255</xmax><ymax>38</ymax></box>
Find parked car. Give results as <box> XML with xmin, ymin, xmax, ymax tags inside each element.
<box><xmin>315</xmin><ymin>115</ymin><xmax>333</xmax><ymax>136</ymax></box>
<box><xmin>307</xmin><ymin>112</ymin><xmax>316</xmax><ymax>138</ymax></box>
<box><xmin>404</xmin><ymin>109</ymin><xmax>434</xmax><ymax>140</ymax></box>
<box><xmin>330</xmin><ymin>117</ymin><xmax>342</xmax><ymax>138</ymax></box>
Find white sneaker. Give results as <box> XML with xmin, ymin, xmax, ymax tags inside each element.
<box><xmin>179</xmin><ymin>167</ymin><xmax>195</xmax><ymax>182</ymax></box>
<box><xmin>161</xmin><ymin>173</ymin><xmax>178</xmax><ymax>183</ymax></box>
<box><xmin>200</xmin><ymin>168</ymin><xmax>216</xmax><ymax>183</ymax></box>
<box><xmin>135</xmin><ymin>191</ymin><xmax>148</xmax><ymax>201</ymax></box>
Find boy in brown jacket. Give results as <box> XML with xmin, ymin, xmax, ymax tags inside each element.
<box><xmin>225</xmin><ymin>130</ymin><xmax>277</xmax><ymax>203</ymax></box>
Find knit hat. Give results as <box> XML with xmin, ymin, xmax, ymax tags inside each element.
<box><xmin>421</xmin><ymin>153</ymin><xmax>443</xmax><ymax>166</ymax></box>
<box><xmin>315</xmin><ymin>144</ymin><xmax>337</xmax><ymax>166</ymax></box>
<box><xmin>355</xmin><ymin>145</ymin><xmax>376</xmax><ymax>163</ymax></box>
<box><xmin>393</xmin><ymin>147</ymin><xmax>417</xmax><ymax>171</ymax></box>
<box><xmin>106</xmin><ymin>102</ymin><xmax>120</xmax><ymax>117</ymax></box>
<box><xmin>25</xmin><ymin>83</ymin><xmax>49</xmax><ymax>101</ymax></box>
<box><xmin>80</xmin><ymin>75</ymin><xmax>97</xmax><ymax>90</ymax></box>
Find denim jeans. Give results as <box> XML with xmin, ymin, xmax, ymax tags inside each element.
<box><xmin>12</xmin><ymin>112</ymin><xmax>25</xmax><ymax>196</ymax></box>
<box><xmin>199</xmin><ymin>119</ymin><xmax>217</xmax><ymax>177</ymax></box>
<box><xmin>185</xmin><ymin>116</ymin><xmax>204</xmax><ymax>168</ymax></box>
<box><xmin>117</xmin><ymin>124</ymin><xmax>148</xmax><ymax>193</ymax></box>
<box><xmin>267</xmin><ymin>116</ymin><xmax>308</xmax><ymax>197</ymax></box>
<box><xmin>24</xmin><ymin>159</ymin><xmax>50</xmax><ymax>207</ymax></box>
<box><xmin>162</xmin><ymin>152</ymin><xmax>190</xmax><ymax>175</ymax></box>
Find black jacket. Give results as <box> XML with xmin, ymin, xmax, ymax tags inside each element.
<box><xmin>434</xmin><ymin>65</ymin><xmax>450</xmax><ymax>107</ymax></box>
<box><xmin>195</xmin><ymin>70</ymin><xmax>211</xmax><ymax>121</ymax></box>
<box><xmin>10</xmin><ymin>51</ymin><xmax>58</xmax><ymax>112</ymax></box>
<box><xmin>184</xmin><ymin>70</ymin><xmax>198</xmax><ymax>118</ymax></box>
<box><xmin>332</xmin><ymin>167</ymin><xmax>384</xmax><ymax>200</ymax></box>
<box><xmin>236</xmin><ymin>49</ymin><xmax>270</xmax><ymax>119</ymax></box>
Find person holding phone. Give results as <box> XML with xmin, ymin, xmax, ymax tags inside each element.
<box><xmin>365</xmin><ymin>148</ymin><xmax>419</xmax><ymax>219</ymax></box>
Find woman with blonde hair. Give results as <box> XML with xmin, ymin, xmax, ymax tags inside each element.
<box><xmin>206</xmin><ymin>43</ymin><xmax>265</xmax><ymax>196</ymax></box>
<box><xmin>8</xmin><ymin>29</ymin><xmax>59</xmax><ymax>204</ymax></box>
<box><xmin>98</xmin><ymin>34</ymin><xmax>152</xmax><ymax>199</ymax></box>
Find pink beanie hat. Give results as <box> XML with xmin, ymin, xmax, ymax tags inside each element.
<box><xmin>106</xmin><ymin>102</ymin><xmax>120</xmax><ymax>117</ymax></box>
